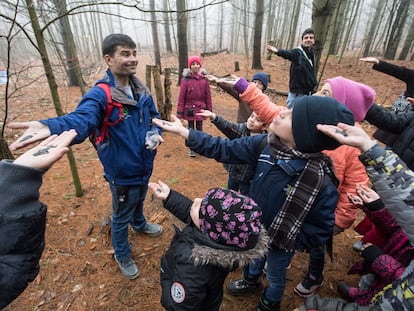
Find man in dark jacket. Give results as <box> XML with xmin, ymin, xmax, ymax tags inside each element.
<box><xmin>267</xmin><ymin>28</ymin><xmax>317</xmax><ymax>109</ymax></box>
<box><xmin>7</xmin><ymin>34</ymin><xmax>163</xmax><ymax>279</ymax></box>
<box><xmin>0</xmin><ymin>130</ymin><xmax>77</xmax><ymax>309</ymax></box>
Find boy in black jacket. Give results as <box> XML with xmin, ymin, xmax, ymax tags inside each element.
<box><xmin>148</xmin><ymin>180</ymin><xmax>269</xmax><ymax>310</ymax></box>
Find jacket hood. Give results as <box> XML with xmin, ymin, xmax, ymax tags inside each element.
<box><xmin>182</xmin><ymin>67</ymin><xmax>208</xmax><ymax>79</ymax></box>
<box><xmin>191</xmin><ymin>225</ymin><xmax>269</xmax><ymax>270</ymax></box>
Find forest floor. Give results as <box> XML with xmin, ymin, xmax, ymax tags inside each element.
<box><xmin>3</xmin><ymin>52</ymin><xmax>411</xmax><ymax>311</ymax></box>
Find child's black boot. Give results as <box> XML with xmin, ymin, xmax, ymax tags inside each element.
<box><xmin>256</xmin><ymin>294</ymin><xmax>280</xmax><ymax>311</ymax></box>
<box><xmin>227</xmin><ymin>266</ymin><xmax>263</xmax><ymax>295</ymax></box>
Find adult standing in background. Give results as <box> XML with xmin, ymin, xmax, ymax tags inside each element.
<box><xmin>267</xmin><ymin>28</ymin><xmax>317</xmax><ymax>109</ymax></box>
<box><xmin>177</xmin><ymin>55</ymin><xmax>212</xmax><ymax>157</ymax></box>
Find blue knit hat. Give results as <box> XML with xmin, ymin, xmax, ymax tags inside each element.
<box><xmin>252</xmin><ymin>72</ymin><xmax>268</xmax><ymax>90</ymax></box>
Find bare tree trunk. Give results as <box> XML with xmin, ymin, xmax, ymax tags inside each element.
<box><xmin>242</xmin><ymin>1</ymin><xmax>250</xmax><ymax>61</ymax></box>
<box><xmin>252</xmin><ymin>0</ymin><xmax>264</xmax><ymax>69</ymax></box>
<box><xmin>163</xmin><ymin>0</ymin><xmax>173</xmax><ymax>53</ymax></box>
<box><xmin>163</xmin><ymin>68</ymin><xmax>173</xmax><ymax>120</ymax></box>
<box><xmin>150</xmin><ymin>1</ymin><xmax>161</xmax><ymax>71</ymax></box>
<box><xmin>328</xmin><ymin>0</ymin><xmax>347</xmax><ymax>55</ymax></box>
<box><xmin>52</xmin><ymin>0</ymin><xmax>85</xmax><ymax>93</ymax></box>
<box><xmin>384</xmin><ymin>0</ymin><xmax>410</xmax><ymax>59</ymax></box>
<box><xmin>176</xmin><ymin>0</ymin><xmax>188</xmax><ymax>85</ymax></box>
<box><xmin>25</xmin><ymin>0</ymin><xmax>83</xmax><ymax>197</ymax></box>
<box><xmin>312</xmin><ymin>0</ymin><xmax>340</xmax><ymax>73</ymax></box>
<box><xmin>398</xmin><ymin>15</ymin><xmax>414</xmax><ymax>60</ymax></box>
<box><xmin>338</xmin><ymin>0</ymin><xmax>361</xmax><ymax>62</ymax></box>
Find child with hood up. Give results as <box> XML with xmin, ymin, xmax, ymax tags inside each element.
<box><xmin>148</xmin><ymin>182</ymin><xmax>268</xmax><ymax>310</ymax></box>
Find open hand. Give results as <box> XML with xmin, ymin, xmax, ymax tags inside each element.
<box><xmin>360</xmin><ymin>57</ymin><xmax>379</xmax><ymax>64</ymax></box>
<box><xmin>316</xmin><ymin>123</ymin><xmax>375</xmax><ymax>152</ymax></box>
<box><xmin>8</xmin><ymin>121</ymin><xmax>51</xmax><ymax>151</ymax></box>
<box><xmin>148</xmin><ymin>180</ymin><xmax>170</xmax><ymax>200</ymax></box>
<box><xmin>13</xmin><ymin>130</ymin><xmax>77</xmax><ymax>170</ymax></box>
<box><xmin>152</xmin><ymin>115</ymin><xmax>190</xmax><ymax>139</ymax></box>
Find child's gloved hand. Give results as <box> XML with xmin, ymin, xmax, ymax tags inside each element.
<box><xmin>145</xmin><ymin>130</ymin><xmax>163</xmax><ymax>150</ymax></box>
<box><xmin>148</xmin><ymin>180</ymin><xmax>170</xmax><ymax>200</ymax></box>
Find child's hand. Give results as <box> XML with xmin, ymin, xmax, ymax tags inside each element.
<box><xmin>13</xmin><ymin>130</ymin><xmax>77</xmax><ymax>170</ymax></box>
<box><xmin>355</xmin><ymin>184</ymin><xmax>379</xmax><ymax>204</ymax></box>
<box><xmin>360</xmin><ymin>57</ymin><xmax>379</xmax><ymax>64</ymax></box>
<box><xmin>148</xmin><ymin>180</ymin><xmax>170</xmax><ymax>200</ymax></box>
<box><xmin>347</xmin><ymin>193</ymin><xmax>363</xmax><ymax>207</ymax></box>
<box><xmin>197</xmin><ymin>109</ymin><xmax>215</xmax><ymax>120</ymax></box>
<box><xmin>152</xmin><ymin>115</ymin><xmax>190</xmax><ymax>139</ymax></box>
<box><xmin>316</xmin><ymin>123</ymin><xmax>375</xmax><ymax>152</ymax></box>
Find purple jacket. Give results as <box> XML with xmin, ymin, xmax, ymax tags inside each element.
<box><xmin>177</xmin><ymin>69</ymin><xmax>212</xmax><ymax>121</ymax></box>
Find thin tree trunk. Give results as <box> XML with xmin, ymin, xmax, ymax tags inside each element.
<box><xmin>25</xmin><ymin>0</ymin><xmax>83</xmax><ymax>197</ymax></box>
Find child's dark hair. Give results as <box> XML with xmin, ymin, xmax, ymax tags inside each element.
<box><xmin>301</xmin><ymin>28</ymin><xmax>315</xmax><ymax>39</ymax></box>
<box><xmin>102</xmin><ymin>34</ymin><xmax>136</xmax><ymax>57</ymax></box>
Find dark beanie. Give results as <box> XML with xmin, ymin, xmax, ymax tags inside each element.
<box><xmin>199</xmin><ymin>188</ymin><xmax>262</xmax><ymax>250</ymax></box>
<box><xmin>252</xmin><ymin>72</ymin><xmax>268</xmax><ymax>90</ymax></box>
<box><xmin>292</xmin><ymin>96</ymin><xmax>355</xmax><ymax>153</ymax></box>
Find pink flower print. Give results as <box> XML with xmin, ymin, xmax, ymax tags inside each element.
<box><xmin>200</xmin><ymin>219</ymin><xmax>211</xmax><ymax>230</ymax></box>
<box><xmin>212</xmin><ymin>188</ymin><xmax>226</xmax><ymax>199</ymax></box>
<box><xmin>209</xmin><ymin>231</ymin><xmax>219</xmax><ymax>241</ymax></box>
<box><xmin>207</xmin><ymin>204</ymin><xmax>218</xmax><ymax>218</ymax></box>
<box><xmin>250</xmin><ymin>222</ymin><xmax>260</xmax><ymax>233</ymax></box>
<box><xmin>223</xmin><ymin>212</ymin><xmax>230</xmax><ymax>222</ymax></box>
<box><xmin>215</xmin><ymin>222</ymin><xmax>223</xmax><ymax>232</ymax></box>
<box><xmin>221</xmin><ymin>231</ymin><xmax>231</xmax><ymax>241</ymax></box>
<box><xmin>239</xmin><ymin>232</ymin><xmax>250</xmax><ymax>243</ymax></box>
<box><xmin>223</xmin><ymin>195</ymin><xmax>241</xmax><ymax>209</ymax></box>
<box><xmin>235</xmin><ymin>211</ymin><xmax>246</xmax><ymax>222</ymax></box>
<box><xmin>226</xmin><ymin>221</ymin><xmax>236</xmax><ymax>232</ymax></box>
<box><xmin>239</xmin><ymin>222</ymin><xmax>249</xmax><ymax>232</ymax></box>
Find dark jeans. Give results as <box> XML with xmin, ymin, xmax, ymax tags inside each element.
<box><xmin>227</xmin><ymin>176</ymin><xmax>250</xmax><ymax>195</ymax></box>
<box><xmin>245</xmin><ymin>248</ymin><xmax>295</xmax><ymax>304</ymax></box>
<box><xmin>188</xmin><ymin>120</ymin><xmax>203</xmax><ymax>131</ymax></box>
<box><xmin>308</xmin><ymin>245</ymin><xmax>325</xmax><ymax>279</ymax></box>
<box><xmin>109</xmin><ymin>183</ymin><xmax>148</xmax><ymax>261</ymax></box>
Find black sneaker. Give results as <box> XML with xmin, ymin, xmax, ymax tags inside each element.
<box><xmin>227</xmin><ymin>278</ymin><xmax>263</xmax><ymax>296</ymax></box>
<box><xmin>293</xmin><ymin>273</ymin><xmax>323</xmax><ymax>297</ymax></box>
<box><xmin>257</xmin><ymin>294</ymin><xmax>280</xmax><ymax>311</ymax></box>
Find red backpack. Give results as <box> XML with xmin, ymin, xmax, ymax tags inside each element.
<box><xmin>89</xmin><ymin>83</ymin><xmax>124</xmax><ymax>149</ymax></box>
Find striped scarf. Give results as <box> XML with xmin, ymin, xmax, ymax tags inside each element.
<box><xmin>266</xmin><ymin>134</ymin><xmax>337</xmax><ymax>251</ymax></box>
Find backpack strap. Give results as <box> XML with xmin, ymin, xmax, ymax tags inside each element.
<box><xmin>95</xmin><ymin>83</ymin><xmax>124</xmax><ymax>145</ymax></box>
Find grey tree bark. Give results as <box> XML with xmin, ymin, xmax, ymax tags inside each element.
<box><xmin>252</xmin><ymin>0</ymin><xmax>264</xmax><ymax>69</ymax></box>
<box><xmin>176</xmin><ymin>0</ymin><xmax>188</xmax><ymax>85</ymax></box>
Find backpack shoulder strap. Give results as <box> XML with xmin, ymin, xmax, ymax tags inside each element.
<box><xmin>94</xmin><ymin>83</ymin><xmax>124</xmax><ymax>146</ymax></box>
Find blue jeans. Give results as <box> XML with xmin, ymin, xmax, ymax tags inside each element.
<box><xmin>227</xmin><ymin>176</ymin><xmax>250</xmax><ymax>195</ymax></box>
<box><xmin>286</xmin><ymin>92</ymin><xmax>306</xmax><ymax>109</ymax></box>
<box><xmin>308</xmin><ymin>245</ymin><xmax>325</xmax><ymax>279</ymax></box>
<box><xmin>246</xmin><ymin>248</ymin><xmax>295</xmax><ymax>304</ymax></box>
<box><xmin>109</xmin><ymin>183</ymin><xmax>148</xmax><ymax>261</ymax></box>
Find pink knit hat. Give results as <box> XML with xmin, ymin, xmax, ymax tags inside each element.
<box><xmin>326</xmin><ymin>76</ymin><xmax>376</xmax><ymax>121</ymax></box>
<box><xmin>188</xmin><ymin>55</ymin><xmax>202</xmax><ymax>69</ymax></box>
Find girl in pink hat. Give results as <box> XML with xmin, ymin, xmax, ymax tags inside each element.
<box><xmin>177</xmin><ymin>55</ymin><xmax>212</xmax><ymax>157</ymax></box>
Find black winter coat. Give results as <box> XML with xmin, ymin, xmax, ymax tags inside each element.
<box><xmin>0</xmin><ymin>160</ymin><xmax>47</xmax><ymax>309</ymax></box>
